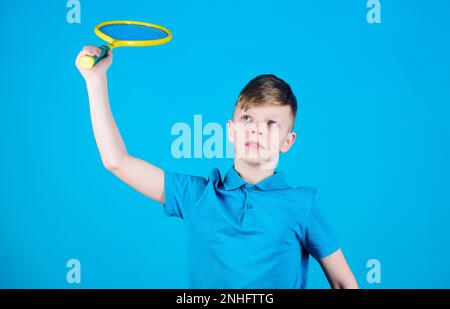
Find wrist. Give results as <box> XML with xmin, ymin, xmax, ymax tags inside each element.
<box><xmin>85</xmin><ymin>74</ymin><xmax>107</xmax><ymax>85</ymax></box>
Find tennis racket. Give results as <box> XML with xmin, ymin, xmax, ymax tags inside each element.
<box><xmin>79</xmin><ymin>20</ymin><xmax>172</xmax><ymax>69</ymax></box>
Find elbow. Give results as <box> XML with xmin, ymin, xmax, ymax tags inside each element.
<box><xmin>103</xmin><ymin>161</ymin><xmax>119</xmax><ymax>171</ymax></box>
<box><xmin>102</xmin><ymin>157</ymin><xmax>124</xmax><ymax>172</ymax></box>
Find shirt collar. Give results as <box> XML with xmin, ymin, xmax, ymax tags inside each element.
<box><xmin>222</xmin><ymin>165</ymin><xmax>290</xmax><ymax>191</ymax></box>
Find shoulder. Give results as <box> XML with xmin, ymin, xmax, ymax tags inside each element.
<box><xmin>290</xmin><ymin>185</ymin><xmax>318</xmax><ymax>206</ymax></box>
<box><xmin>279</xmin><ymin>185</ymin><xmax>319</xmax><ymax>221</ymax></box>
<box><xmin>163</xmin><ymin>168</ymin><xmax>208</xmax><ymax>190</ymax></box>
<box><xmin>165</xmin><ymin>167</ymin><xmax>224</xmax><ymax>187</ymax></box>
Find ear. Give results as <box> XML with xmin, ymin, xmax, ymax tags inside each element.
<box><xmin>280</xmin><ymin>131</ymin><xmax>297</xmax><ymax>153</ymax></box>
<box><xmin>227</xmin><ymin>120</ymin><xmax>235</xmax><ymax>144</ymax></box>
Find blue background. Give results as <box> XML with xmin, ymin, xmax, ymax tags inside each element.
<box><xmin>1</xmin><ymin>0</ymin><xmax>449</xmax><ymax>288</ymax></box>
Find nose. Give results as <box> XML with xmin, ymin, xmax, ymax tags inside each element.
<box><xmin>250</xmin><ymin>123</ymin><xmax>265</xmax><ymax>136</ymax></box>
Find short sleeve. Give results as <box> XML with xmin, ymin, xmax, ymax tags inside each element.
<box><xmin>304</xmin><ymin>189</ymin><xmax>340</xmax><ymax>260</ymax></box>
<box><xmin>163</xmin><ymin>170</ymin><xmax>209</xmax><ymax>219</ymax></box>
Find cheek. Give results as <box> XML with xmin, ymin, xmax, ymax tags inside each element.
<box><xmin>231</xmin><ymin>127</ymin><xmax>248</xmax><ymax>144</ymax></box>
<box><xmin>233</xmin><ymin>124</ymin><xmax>253</xmax><ymax>137</ymax></box>
<box><xmin>268</xmin><ymin>129</ymin><xmax>290</xmax><ymax>146</ymax></box>
<box><xmin>262</xmin><ymin>129</ymin><xmax>281</xmax><ymax>149</ymax></box>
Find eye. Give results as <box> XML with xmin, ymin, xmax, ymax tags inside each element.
<box><xmin>242</xmin><ymin>115</ymin><xmax>252</xmax><ymax>122</ymax></box>
<box><xmin>267</xmin><ymin>120</ymin><xmax>280</xmax><ymax>129</ymax></box>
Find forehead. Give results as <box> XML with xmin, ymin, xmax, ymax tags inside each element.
<box><xmin>234</xmin><ymin>104</ymin><xmax>293</xmax><ymax>121</ymax></box>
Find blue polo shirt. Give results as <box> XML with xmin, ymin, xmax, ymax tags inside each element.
<box><xmin>163</xmin><ymin>165</ymin><xmax>339</xmax><ymax>288</ymax></box>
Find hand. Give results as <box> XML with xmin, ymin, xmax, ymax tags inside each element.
<box><xmin>75</xmin><ymin>46</ymin><xmax>113</xmax><ymax>82</ymax></box>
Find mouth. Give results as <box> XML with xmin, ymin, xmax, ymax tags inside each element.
<box><xmin>245</xmin><ymin>141</ymin><xmax>265</xmax><ymax>150</ymax></box>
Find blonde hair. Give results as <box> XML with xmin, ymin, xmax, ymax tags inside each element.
<box><xmin>233</xmin><ymin>74</ymin><xmax>297</xmax><ymax>128</ymax></box>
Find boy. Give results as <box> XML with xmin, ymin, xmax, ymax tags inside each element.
<box><xmin>75</xmin><ymin>46</ymin><xmax>358</xmax><ymax>289</ymax></box>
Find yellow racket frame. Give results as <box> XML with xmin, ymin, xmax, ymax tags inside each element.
<box><xmin>80</xmin><ymin>20</ymin><xmax>172</xmax><ymax>68</ymax></box>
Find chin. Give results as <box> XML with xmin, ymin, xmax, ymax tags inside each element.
<box><xmin>238</xmin><ymin>152</ymin><xmax>278</xmax><ymax>168</ymax></box>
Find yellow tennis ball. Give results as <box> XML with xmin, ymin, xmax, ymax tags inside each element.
<box><xmin>79</xmin><ymin>56</ymin><xmax>95</xmax><ymax>69</ymax></box>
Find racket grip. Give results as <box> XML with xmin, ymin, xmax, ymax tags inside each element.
<box><xmin>79</xmin><ymin>45</ymin><xmax>111</xmax><ymax>69</ymax></box>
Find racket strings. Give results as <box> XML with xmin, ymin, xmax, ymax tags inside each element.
<box><xmin>99</xmin><ymin>23</ymin><xmax>169</xmax><ymax>41</ymax></box>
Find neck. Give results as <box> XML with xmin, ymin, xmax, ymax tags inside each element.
<box><xmin>234</xmin><ymin>159</ymin><xmax>275</xmax><ymax>184</ymax></box>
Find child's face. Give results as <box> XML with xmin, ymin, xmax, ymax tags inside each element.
<box><xmin>227</xmin><ymin>104</ymin><xmax>297</xmax><ymax>168</ymax></box>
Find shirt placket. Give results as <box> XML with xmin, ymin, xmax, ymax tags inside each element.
<box><xmin>241</xmin><ymin>184</ymin><xmax>254</xmax><ymax>229</ymax></box>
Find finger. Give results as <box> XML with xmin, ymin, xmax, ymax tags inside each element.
<box><xmin>82</xmin><ymin>46</ymin><xmax>101</xmax><ymax>56</ymax></box>
<box><xmin>79</xmin><ymin>50</ymin><xmax>97</xmax><ymax>57</ymax></box>
<box><xmin>82</xmin><ymin>45</ymin><xmax>100</xmax><ymax>51</ymax></box>
<box><xmin>86</xmin><ymin>48</ymin><xmax>101</xmax><ymax>57</ymax></box>
<box><xmin>89</xmin><ymin>47</ymin><xmax>102</xmax><ymax>56</ymax></box>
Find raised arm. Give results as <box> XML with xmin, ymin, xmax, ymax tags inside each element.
<box><xmin>75</xmin><ymin>46</ymin><xmax>165</xmax><ymax>204</ymax></box>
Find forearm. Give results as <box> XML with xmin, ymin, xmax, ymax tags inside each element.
<box><xmin>86</xmin><ymin>76</ymin><xmax>127</xmax><ymax>169</ymax></box>
<box><xmin>320</xmin><ymin>249</ymin><xmax>359</xmax><ymax>289</ymax></box>
<box><xmin>329</xmin><ymin>277</ymin><xmax>359</xmax><ymax>289</ymax></box>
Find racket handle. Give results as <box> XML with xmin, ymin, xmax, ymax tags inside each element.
<box><xmin>79</xmin><ymin>45</ymin><xmax>112</xmax><ymax>69</ymax></box>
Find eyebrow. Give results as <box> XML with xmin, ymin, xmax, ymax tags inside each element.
<box><xmin>238</xmin><ymin>111</ymin><xmax>282</xmax><ymax>122</ymax></box>
<box><xmin>265</xmin><ymin>114</ymin><xmax>282</xmax><ymax>122</ymax></box>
